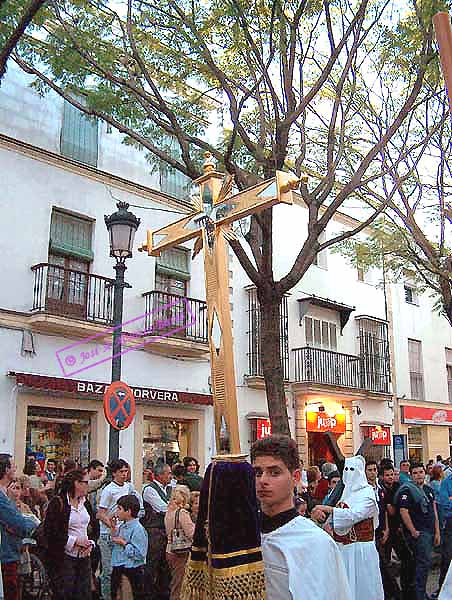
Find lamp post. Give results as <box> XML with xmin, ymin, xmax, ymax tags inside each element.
<box><xmin>104</xmin><ymin>201</ymin><xmax>140</xmax><ymax>461</ymax></box>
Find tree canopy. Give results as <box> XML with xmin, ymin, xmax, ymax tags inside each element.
<box><xmin>7</xmin><ymin>0</ymin><xmax>452</xmax><ymax>433</ymax></box>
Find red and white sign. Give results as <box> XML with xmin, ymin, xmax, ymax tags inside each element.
<box><xmin>402</xmin><ymin>405</ymin><xmax>452</xmax><ymax>426</ymax></box>
<box><xmin>104</xmin><ymin>381</ymin><xmax>136</xmax><ymax>431</ymax></box>
<box><xmin>368</xmin><ymin>425</ymin><xmax>391</xmax><ymax>446</ymax></box>
<box><xmin>306</xmin><ymin>411</ymin><xmax>346</xmax><ymax>434</ymax></box>
<box><xmin>256</xmin><ymin>418</ymin><xmax>272</xmax><ymax>439</ymax></box>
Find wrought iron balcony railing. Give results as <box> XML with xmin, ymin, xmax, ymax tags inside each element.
<box><xmin>142</xmin><ymin>290</ymin><xmax>208</xmax><ymax>344</ymax></box>
<box><xmin>31</xmin><ymin>263</ymin><xmax>114</xmax><ymax>323</ymax></box>
<box><xmin>293</xmin><ymin>346</ymin><xmax>390</xmax><ymax>394</ymax></box>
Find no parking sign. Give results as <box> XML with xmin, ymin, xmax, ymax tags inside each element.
<box><xmin>103</xmin><ymin>381</ymin><xmax>136</xmax><ymax>430</ymax></box>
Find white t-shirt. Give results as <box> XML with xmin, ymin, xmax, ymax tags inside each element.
<box><xmin>98</xmin><ymin>481</ymin><xmax>143</xmax><ymax>534</ymax></box>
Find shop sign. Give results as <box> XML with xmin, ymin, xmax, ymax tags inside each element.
<box><xmin>256</xmin><ymin>419</ymin><xmax>272</xmax><ymax>439</ymax></box>
<box><xmin>306</xmin><ymin>411</ymin><xmax>346</xmax><ymax>434</ymax></box>
<box><xmin>9</xmin><ymin>372</ymin><xmax>213</xmax><ymax>406</ymax></box>
<box><xmin>368</xmin><ymin>426</ymin><xmax>390</xmax><ymax>446</ymax></box>
<box><xmin>104</xmin><ymin>381</ymin><xmax>136</xmax><ymax>430</ymax></box>
<box><xmin>402</xmin><ymin>405</ymin><xmax>452</xmax><ymax>426</ymax></box>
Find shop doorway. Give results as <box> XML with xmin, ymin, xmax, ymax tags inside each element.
<box><xmin>308</xmin><ymin>432</ymin><xmax>338</xmax><ymax>466</ymax></box>
<box><xmin>142</xmin><ymin>417</ymin><xmax>192</xmax><ymax>481</ymax></box>
<box><xmin>26</xmin><ymin>406</ymin><xmax>92</xmax><ymax>468</ymax></box>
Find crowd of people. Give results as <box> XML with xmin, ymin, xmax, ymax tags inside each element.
<box><xmin>0</xmin><ymin>454</ymin><xmax>202</xmax><ymax>600</ymax></box>
<box><xmin>2</xmin><ymin>446</ymin><xmax>452</xmax><ymax>600</ymax></box>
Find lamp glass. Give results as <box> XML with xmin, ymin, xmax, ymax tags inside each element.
<box><xmin>109</xmin><ymin>222</ymin><xmax>136</xmax><ymax>258</ymax></box>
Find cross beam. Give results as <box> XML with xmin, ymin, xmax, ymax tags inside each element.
<box><xmin>141</xmin><ymin>154</ymin><xmax>299</xmax><ymax>454</ymax></box>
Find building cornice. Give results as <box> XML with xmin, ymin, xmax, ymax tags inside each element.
<box><xmin>0</xmin><ymin>132</ymin><xmax>191</xmax><ymax>213</ymax></box>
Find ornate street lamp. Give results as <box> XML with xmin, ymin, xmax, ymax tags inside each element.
<box><xmin>104</xmin><ymin>202</ymin><xmax>140</xmax><ymax>460</ymax></box>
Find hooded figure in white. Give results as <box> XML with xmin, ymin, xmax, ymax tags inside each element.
<box><xmin>330</xmin><ymin>455</ymin><xmax>384</xmax><ymax>600</ymax></box>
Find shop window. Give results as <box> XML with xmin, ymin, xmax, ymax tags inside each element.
<box><xmin>305</xmin><ymin>316</ymin><xmax>337</xmax><ymax>351</ymax></box>
<box><xmin>408</xmin><ymin>339</ymin><xmax>424</xmax><ymax>401</ymax></box>
<box><xmin>26</xmin><ymin>406</ymin><xmax>92</xmax><ymax>466</ymax></box>
<box><xmin>142</xmin><ymin>417</ymin><xmax>192</xmax><ymax>481</ymax></box>
<box><xmin>60</xmin><ymin>99</ymin><xmax>98</xmax><ymax>167</ymax></box>
<box><xmin>446</xmin><ymin>348</ymin><xmax>452</xmax><ymax>403</ymax></box>
<box><xmin>408</xmin><ymin>426</ymin><xmax>424</xmax><ymax>463</ymax></box>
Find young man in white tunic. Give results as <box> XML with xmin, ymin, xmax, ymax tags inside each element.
<box><xmin>251</xmin><ymin>435</ymin><xmax>351</xmax><ymax>600</ymax></box>
<box><xmin>313</xmin><ymin>455</ymin><xmax>384</xmax><ymax>600</ymax></box>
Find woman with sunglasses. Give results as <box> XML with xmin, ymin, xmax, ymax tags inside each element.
<box><xmin>44</xmin><ymin>468</ymin><xmax>99</xmax><ymax>600</ymax></box>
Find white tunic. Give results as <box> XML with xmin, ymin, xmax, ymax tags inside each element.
<box><xmin>439</xmin><ymin>562</ymin><xmax>452</xmax><ymax>600</ymax></box>
<box><xmin>332</xmin><ymin>456</ymin><xmax>384</xmax><ymax>600</ymax></box>
<box><xmin>261</xmin><ymin>515</ymin><xmax>352</xmax><ymax>600</ymax></box>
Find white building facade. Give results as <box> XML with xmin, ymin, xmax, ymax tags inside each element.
<box><xmin>0</xmin><ymin>66</ymin><xmax>213</xmax><ymax>487</ymax></box>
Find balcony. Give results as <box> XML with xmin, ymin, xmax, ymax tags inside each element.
<box><xmin>141</xmin><ymin>290</ymin><xmax>209</xmax><ymax>357</ymax></box>
<box><xmin>293</xmin><ymin>346</ymin><xmax>391</xmax><ymax>395</ymax></box>
<box><xmin>30</xmin><ymin>263</ymin><xmax>114</xmax><ymax>337</ymax></box>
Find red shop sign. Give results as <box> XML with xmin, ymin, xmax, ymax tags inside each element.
<box><xmin>402</xmin><ymin>405</ymin><xmax>452</xmax><ymax>426</ymax></box>
<box><xmin>368</xmin><ymin>426</ymin><xmax>391</xmax><ymax>446</ymax></box>
<box><xmin>306</xmin><ymin>411</ymin><xmax>346</xmax><ymax>434</ymax></box>
<box><xmin>256</xmin><ymin>419</ymin><xmax>272</xmax><ymax>439</ymax></box>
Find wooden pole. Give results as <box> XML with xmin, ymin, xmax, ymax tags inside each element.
<box><xmin>433</xmin><ymin>12</ymin><xmax>452</xmax><ymax>113</ymax></box>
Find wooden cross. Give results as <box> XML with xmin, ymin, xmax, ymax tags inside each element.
<box><xmin>140</xmin><ymin>154</ymin><xmax>299</xmax><ymax>454</ymax></box>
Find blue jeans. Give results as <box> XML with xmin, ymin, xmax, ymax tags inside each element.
<box><xmin>440</xmin><ymin>517</ymin><xmax>452</xmax><ymax>590</ymax></box>
<box><xmin>412</xmin><ymin>531</ymin><xmax>434</xmax><ymax>600</ymax></box>
<box><xmin>99</xmin><ymin>533</ymin><xmax>114</xmax><ymax>600</ymax></box>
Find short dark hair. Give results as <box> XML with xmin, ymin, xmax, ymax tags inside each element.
<box><xmin>46</xmin><ymin>459</ymin><xmax>56</xmax><ymax>466</ymax></box>
<box><xmin>436</xmin><ymin>455</ymin><xmax>443</xmax><ymax>462</ymax></box>
<box><xmin>400</xmin><ymin>459</ymin><xmax>410</xmax><ymax>466</ymax></box>
<box><xmin>88</xmin><ymin>459</ymin><xmax>104</xmax><ymax>471</ymax></box>
<box><xmin>172</xmin><ymin>464</ymin><xmax>186</xmax><ymax>479</ymax></box>
<box><xmin>328</xmin><ymin>470</ymin><xmax>341</xmax><ymax>482</ymax></box>
<box><xmin>23</xmin><ymin>459</ymin><xmax>38</xmax><ymax>476</ymax></box>
<box><xmin>117</xmin><ymin>494</ymin><xmax>140</xmax><ymax>518</ymax></box>
<box><xmin>63</xmin><ymin>458</ymin><xmax>77</xmax><ymax>474</ymax></box>
<box><xmin>0</xmin><ymin>454</ymin><xmax>12</xmax><ymax>479</ymax></box>
<box><xmin>410</xmin><ymin>462</ymin><xmax>425</xmax><ymax>473</ymax></box>
<box><xmin>250</xmin><ymin>435</ymin><xmax>300</xmax><ymax>472</ymax></box>
<box><xmin>109</xmin><ymin>459</ymin><xmax>129</xmax><ymax>474</ymax></box>
<box><xmin>381</xmin><ymin>464</ymin><xmax>395</xmax><ymax>474</ymax></box>
<box><xmin>365</xmin><ymin>460</ymin><xmax>378</xmax><ymax>469</ymax></box>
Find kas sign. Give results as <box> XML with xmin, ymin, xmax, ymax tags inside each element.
<box><xmin>306</xmin><ymin>411</ymin><xmax>346</xmax><ymax>434</ymax></box>
<box><xmin>256</xmin><ymin>419</ymin><xmax>272</xmax><ymax>439</ymax></box>
<box><xmin>369</xmin><ymin>425</ymin><xmax>390</xmax><ymax>446</ymax></box>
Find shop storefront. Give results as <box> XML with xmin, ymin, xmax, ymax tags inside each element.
<box><xmin>9</xmin><ymin>372</ymin><xmax>212</xmax><ymax>485</ymax></box>
<box><xmin>247</xmin><ymin>416</ymin><xmax>272</xmax><ymax>444</ymax></box>
<box><xmin>400</xmin><ymin>403</ymin><xmax>452</xmax><ymax>463</ymax></box>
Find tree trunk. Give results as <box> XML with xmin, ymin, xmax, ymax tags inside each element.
<box><xmin>258</xmin><ymin>288</ymin><xmax>291</xmax><ymax>436</ymax></box>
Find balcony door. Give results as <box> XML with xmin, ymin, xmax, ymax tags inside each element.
<box><xmin>47</xmin><ymin>254</ymin><xmax>89</xmax><ymax>319</ymax></box>
<box><xmin>153</xmin><ymin>272</ymin><xmax>188</xmax><ymax>338</ymax></box>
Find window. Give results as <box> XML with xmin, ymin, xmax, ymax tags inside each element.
<box><xmin>446</xmin><ymin>349</ymin><xmax>452</xmax><ymax>403</ymax></box>
<box><xmin>313</xmin><ymin>231</ymin><xmax>328</xmax><ymax>269</ymax></box>
<box><xmin>404</xmin><ymin>285</ymin><xmax>418</xmax><ymax>305</ymax></box>
<box><xmin>50</xmin><ymin>209</ymin><xmax>94</xmax><ymax>261</ymax></box>
<box><xmin>159</xmin><ymin>139</ymin><xmax>191</xmax><ymax>200</ymax></box>
<box><xmin>408</xmin><ymin>339</ymin><xmax>424</xmax><ymax>401</ymax></box>
<box><xmin>46</xmin><ymin>210</ymin><xmax>93</xmax><ymax>319</ymax></box>
<box><xmin>357</xmin><ymin>317</ymin><xmax>390</xmax><ymax>394</ymax></box>
<box><xmin>60</xmin><ymin>100</ymin><xmax>98</xmax><ymax>166</ymax></box>
<box><xmin>408</xmin><ymin>426</ymin><xmax>424</xmax><ymax>463</ymax></box>
<box><xmin>305</xmin><ymin>317</ymin><xmax>337</xmax><ymax>350</ymax></box>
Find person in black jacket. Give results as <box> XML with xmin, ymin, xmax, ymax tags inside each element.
<box><xmin>44</xmin><ymin>468</ymin><xmax>99</xmax><ymax>600</ymax></box>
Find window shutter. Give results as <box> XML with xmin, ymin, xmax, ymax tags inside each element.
<box><xmin>329</xmin><ymin>323</ymin><xmax>337</xmax><ymax>350</ymax></box>
<box><xmin>408</xmin><ymin>339</ymin><xmax>422</xmax><ymax>373</ymax></box>
<box><xmin>305</xmin><ymin>317</ymin><xmax>313</xmax><ymax>345</ymax></box>
<box><xmin>156</xmin><ymin>247</ymin><xmax>190</xmax><ymax>280</ymax></box>
<box><xmin>313</xmin><ymin>319</ymin><xmax>321</xmax><ymax>347</ymax></box>
<box><xmin>60</xmin><ymin>100</ymin><xmax>98</xmax><ymax>167</ymax></box>
<box><xmin>50</xmin><ymin>210</ymin><xmax>93</xmax><ymax>261</ymax></box>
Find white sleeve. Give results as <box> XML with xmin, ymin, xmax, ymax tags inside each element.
<box><xmin>333</xmin><ymin>495</ymin><xmax>377</xmax><ymax>534</ymax></box>
<box><xmin>143</xmin><ymin>486</ymin><xmax>168</xmax><ymax>513</ymax></box>
<box><xmin>98</xmin><ymin>486</ymin><xmax>111</xmax><ymax>510</ymax></box>
<box><xmin>263</xmin><ymin>544</ymin><xmax>293</xmax><ymax>600</ymax></box>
